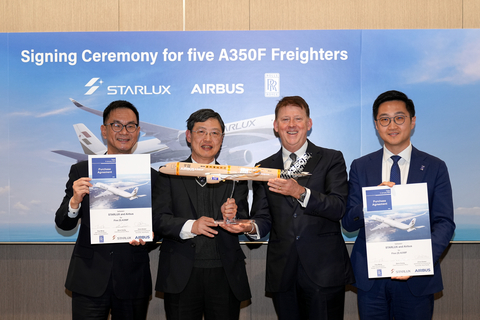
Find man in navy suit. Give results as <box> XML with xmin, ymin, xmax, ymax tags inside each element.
<box><xmin>55</xmin><ymin>100</ymin><xmax>157</xmax><ymax>320</ymax></box>
<box><xmin>227</xmin><ymin>96</ymin><xmax>354</xmax><ymax>320</ymax></box>
<box><xmin>342</xmin><ymin>90</ymin><xmax>455</xmax><ymax>320</ymax></box>
<box><xmin>152</xmin><ymin>109</ymin><xmax>251</xmax><ymax>320</ymax></box>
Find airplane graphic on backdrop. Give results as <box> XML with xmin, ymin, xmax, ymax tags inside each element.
<box><xmin>369</xmin><ymin>212</ymin><xmax>427</xmax><ymax>233</ymax></box>
<box><xmin>93</xmin><ymin>181</ymin><xmax>148</xmax><ymax>201</ymax></box>
<box><xmin>53</xmin><ymin>99</ymin><xmax>276</xmax><ymax>165</ymax></box>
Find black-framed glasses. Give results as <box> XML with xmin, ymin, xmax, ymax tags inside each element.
<box><xmin>107</xmin><ymin>122</ymin><xmax>138</xmax><ymax>133</ymax></box>
<box><xmin>191</xmin><ymin>129</ymin><xmax>223</xmax><ymax>139</ymax></box>
<box><xmin>376</xmin><ymin>115</ymin><xmax>410</xmax><ymax>127</ymax></box>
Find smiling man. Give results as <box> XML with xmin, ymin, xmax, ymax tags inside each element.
<box><xmin>236</xmin><ymin>96</ymin><xmax>354</xmax><ymax>320</ymax></box>
<box><xmin>152</xmin><ymin>109</ymin><xmax>251</xmax><ymax>320</ymax></box>
<box><xmin>342</xmin><ymin>90</ymin><xmax>455</xmax><ymax>320</ymax></box>
<box><xmin>55</xmin><ymin>100</ymin><xmax>157</xmax><ymax>320</ymax></box>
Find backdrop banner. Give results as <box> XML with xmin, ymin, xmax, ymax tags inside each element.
<box><xmin>0</xmin><ymin>29</ymin><xmax>478</xmax><ymax>242</ymax></box>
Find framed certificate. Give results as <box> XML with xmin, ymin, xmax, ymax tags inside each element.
<box><xmin>362</xmin><ymin>183</ymin><xmax>433</xmax><ymax>278</ymax></box>
<box><xmin>88</xmin><ymin>154</ymin><xmax>153</xmax><ymax>244</ymax></box>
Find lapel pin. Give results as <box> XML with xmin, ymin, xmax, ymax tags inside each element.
<box><xmin>420</xmin><ymin>165</ymin><xmax>425</xmax><ymax>171</ymax></box>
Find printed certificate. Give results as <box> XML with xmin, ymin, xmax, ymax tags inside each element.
<box><xmin>362</xmin><ymin>183</ymin><xmax>433</xmax><ymax>278</ymax></box>
<box><xmin>88</xmin><ymin>154</ymin><xmax>153</xmax><ymax>244</ymax></box>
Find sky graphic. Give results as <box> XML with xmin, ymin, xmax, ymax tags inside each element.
<box><xmin>0</xmin><ymin>30</ymin><xmax>479</xmax><ymax>241</ymax></box>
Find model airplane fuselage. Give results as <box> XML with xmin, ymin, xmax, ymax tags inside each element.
<box><xmin>159</xmin><ymin>161</ymin><xmax>310</xmax><ymax>183</ymax></box>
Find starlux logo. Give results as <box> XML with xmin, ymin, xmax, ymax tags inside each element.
<box><xmin>82</xmin><ymin>77</ymin><xmax>171</xmax><ymax>96</ymax></box>
<box><xmin>84</xmin><ymin>77</ymin><xmax>102</xmax><ymax>95</ymax></box>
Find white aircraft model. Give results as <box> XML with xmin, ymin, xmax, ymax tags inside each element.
<box><xmin>369</xmin><ymin>212</ymin><xmax>427</xmax><ymax>232</ymax></box>
<box><xmin>93</xmin><ymin>182</ymin><xmax>148</xmax><ymax>201</ymax></box>
<box><xmin>53</xmin><ymin>99</ymin><xmax>277</xmax><ymax>165</ymax></box>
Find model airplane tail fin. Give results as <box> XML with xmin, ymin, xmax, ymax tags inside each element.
<box><xmin>73</xmin><ymin>123</ymin><xmax>108</xmax><ymax>155</ymax></box>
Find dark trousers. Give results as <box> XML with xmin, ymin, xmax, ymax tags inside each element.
<box><xmin>72</xmin><ymin>276</ymin><xmax>149</xmax><ymax>320</ymax></box>
<box><xmin>272</xmin><ymin>262</ymin><xmax>346</xmax><ymax>320</ymax></box>
<box><xmin>357</xmin><ymin>278</ymin><xmax>434</xmax><ymax>320</ymax></box>
<box><xmin>164</xmin><ymin>267</ymin><xmax>240</xmax><ymax>320</ymax></box>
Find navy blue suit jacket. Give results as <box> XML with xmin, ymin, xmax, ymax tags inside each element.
<box><xmin>342</xmin><ymin>147</ymin><xmax>455</xmax><ymax>296</ymax></box>
<box><xmin>252</xmin><ymin>141</ymin><xmax>354</xmax><ymax>292</ymax></box>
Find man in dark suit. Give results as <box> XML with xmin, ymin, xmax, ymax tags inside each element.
<box><xmin>152</xmin><ymin>109</ymin><xmax>251</xmax><ymax>320</ymax></box>
<box><xmin>55</xmin><ymin>100</ymin><xmax>157</xmax><ymax>320</ymax></box>
<box><xmin>228</xmin><ymin>96</ymin><xmax>354</xmax><ymax>319</ymax></box>
<box><xmin>342</xmin><ymin>90</ymin><xmax>455</xmax><ymax>320</ymax></box>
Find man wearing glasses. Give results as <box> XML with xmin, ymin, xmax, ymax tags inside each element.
<box><xmin>152</xmin><ymin>109</ymin><xmax>251</xmax><ymax>320</ymax></box>
<box><xmin>55</xmin><ymin>100</ymin><xmax>157</xmax><ymax>320</ymax></box>
<box><xmin>342</xmin><ymin>90</ymin><xmax>455</xmax><ymax>320</ymax></box>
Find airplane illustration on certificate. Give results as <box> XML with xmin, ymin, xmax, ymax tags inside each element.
<box><xmin>53</xmin><ymin>99</ymin><xmax>277</xmax><ymax>165</ymax></box>
<box><xmin>93</xmin><ymin>181</ymin><xmax>148</xmax><ymax>201</ymax></box>
<box><xmin>368</xmin><ymin>212</ymin><xmax>427</xmax><ymax>233</ymax></box>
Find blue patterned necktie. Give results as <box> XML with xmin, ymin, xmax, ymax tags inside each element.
<box><xmin>390</xmin><ymin>155</ymin><xmax>401</xmax><ymax>184</ymax></box>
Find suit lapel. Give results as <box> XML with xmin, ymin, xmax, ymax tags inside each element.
<box><xmin>367</xmin><ymin>149</ymin><xmax>383</xmax><ymax>185</ymax></box>
<box><xmin>407</xmin><ymin>147</ymin><xmax>428</xmax><ymax>183</ymax></box>
<box><xmin>297</xmin><ymin>141</ymin><xmax>321</xmax><ymax>188</ymax></box>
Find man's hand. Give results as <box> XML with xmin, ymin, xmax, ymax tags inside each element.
<box><xmin>70</xmin><ymin>177</ymin><xmax>92</xmax><ymax>209</ymax></box>
<box><xmin>391</xmin><ymin>276</ymin><xmax>411</xmax><ymax>280</ymax></box>
<box><xmin>192</xmin><ymin>216</ymin><xmax>219</xmax><ymax>238</ymax></box>
<box><xmin>220</xmin><ymin>221</ymin><xmax>254</xmax><ymax>234</ymax></box>
<box><xmin>221</xmin><ymin>198</ymin><xmax>237</xmax><ymax>221</ymax></box>
<box><xmin>268</xmin><ymin>178</ymin><xmax>304</xmax><ymax>199</ymax></box>
<box><xmin>129</xmin><ymin>232</ymin><xmax>154</xmax><ymax>246</ymax></box>
<box><xmin>379</xmin><ymin>181</ymin><xmax>396</xmax><ymax>188</ymax></box>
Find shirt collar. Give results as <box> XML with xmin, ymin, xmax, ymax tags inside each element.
<box><xmin>383</xmin><ymin>143</ymin><xmax>412</xmax><ymax>163</ymax></box>
<box><xmin>282</xmin><ymin>140</ymin><xmax>308</xmax><ymax>163</ymax></box>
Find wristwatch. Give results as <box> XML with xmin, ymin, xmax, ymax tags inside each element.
<box><xmin>298</xmin><ymin>188</ymin><xmax>307</xmax><ymax>202</ymax></box>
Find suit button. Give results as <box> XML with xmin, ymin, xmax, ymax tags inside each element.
<box><xmin>293</xmin><ymin>213</ymin><xmax>297</xmax><ymax>218</ymax></box>
<box><xmin>296</xmin><ymin>236</ymin><xmax>300</xmax><ymax>240</ymax></box>
<box><xmin>110</xmin><ymin>251</ymin><xmax>113</xmax><ymax>255</ymax></box>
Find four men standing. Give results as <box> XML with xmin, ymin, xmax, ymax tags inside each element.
<box><xmin>57</xmin><ymin>92</ymin><xmax>454</xmax><ymax>319</ymax></box>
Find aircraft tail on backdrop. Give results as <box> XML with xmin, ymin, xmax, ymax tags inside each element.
<box><xmin>73</xmin><ymin>123</ymin><xmax>108</xmax><ymax>155</ymax></box>
<box><xmin>52</xmin><ymin>123</ymin><xmax>107</xmax><ymax>162</ymax></box>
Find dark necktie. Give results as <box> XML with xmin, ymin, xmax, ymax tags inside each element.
<box><xmin>289</xmin><ymin>153</ymin><xmax>297</xmax><ymax>169</ymax></box>
<box><xmin>390</xmin><ymin>155</ymin><xmax>401</xmax><ymax>185</ymax></box>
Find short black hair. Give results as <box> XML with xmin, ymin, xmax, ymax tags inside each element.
<box><xmin>373</xmin><ymin>90</ymin><xmax>415</xmax><ymax>120</ymax></box>
<box><xmin>103</xmin><ymin>100</ymin><xmax>139</xmax><ymax>125</ymax></box>
<box><xmin>186</xmin><ymin>109</ymin><xmax>225</xmax><ymax>133</ymax></box>
<box><xmin>275</xmin><ymin>96</ymin><xmax>310</xmax><ymax>119</ymax></box>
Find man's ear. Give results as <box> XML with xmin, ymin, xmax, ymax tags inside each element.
<box><xmin>101</xmin><ymin>124</ymin><xmax>107</xmax><ymax>139</ymax></box>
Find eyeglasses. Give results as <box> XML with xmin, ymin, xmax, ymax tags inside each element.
<box><xmin>376</xmin><ymin>115</ymin><xmax>410</xmax><ymax>127</ymax></box>
<box><xmin>107</xmin><ymin>122</ymin><xmax>138</xmax><ymax>133</ymax></box>
<box><xmin>191</xmin><ymin>129</ymin><xmax>223</xmax><ymax>139</ymax></box>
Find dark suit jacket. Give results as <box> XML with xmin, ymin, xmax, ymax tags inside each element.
<box><xmin>342</xmin><ymin>147</ymin><xmax>455</xmax><ymax>296</ymax></box>
<box><xmin>251</xmin><ymin>141</ymin><xmax>354</xmax><ymax>292</ymax></box>
<box><xmin>55</xmin><ymin>160</ymin><xmax>157</xmax><ymax>299</ymax></box>
<box><xmin>152</xmin><ymin>157</ymin><xmax>251</xmax><ymax>302</ymax></box>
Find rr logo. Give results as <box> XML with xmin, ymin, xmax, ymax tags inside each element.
<box><xmin>85</xmin><ymin>78</ymin><xmax>102</xmax><ymax>95</ymax></box>
<box><xmin>265</xmin><ymin>73</ymin><xmax>280</xmax><ymax>97</ymax></box>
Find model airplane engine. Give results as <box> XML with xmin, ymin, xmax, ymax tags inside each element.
<box><xmin>206</xmin><ymin>175</ymin><xmax>223</xmax><ymax>184</ymax></box>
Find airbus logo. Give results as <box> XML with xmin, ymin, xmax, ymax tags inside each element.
<box><xmin>85</xmin><ymin>77</ymin><xmax>102</xmax><ymax>95</ymax></box>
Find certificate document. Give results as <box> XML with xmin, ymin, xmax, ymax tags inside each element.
<box><xmin>362</xmin><ymin>183</ymin><xmax>433</xmax><ymax>279</ymax></box>
<box><xmin>88</xmin><ymin>154</ymin><xmax>153</xmax><ymax>244</ymax></box>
